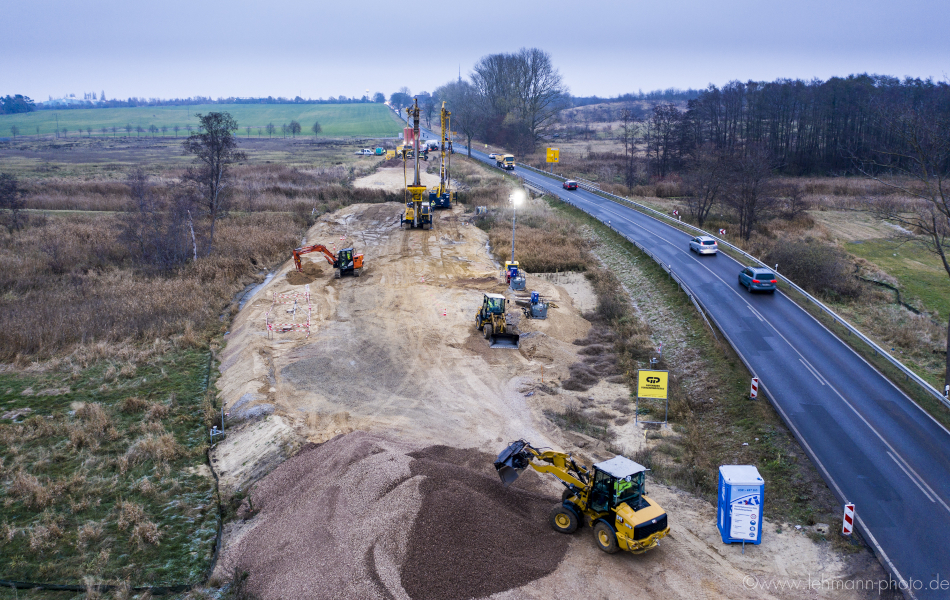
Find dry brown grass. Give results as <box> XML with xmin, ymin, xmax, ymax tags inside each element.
<box><xmin>119</xmin><ymin>396</ymin><xmax>149</xmax><ymax>413</ymax></box>
<box><xmin>120</xmin><ymin>433</ymin><xmax>182</xmax><ymax>472</ymax></box>
<box><xmin>0</xmin><ymin>212</ymin><xmax>302</xmax><ymax>361</ymax></box>
<box><xmin>10</xmin><ymin>471</ymin><xmax>52</xmax><ymax>509</ymax></box>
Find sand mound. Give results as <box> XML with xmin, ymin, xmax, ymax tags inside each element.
<box><xmin>401</xmin><ymin>446</ymin><xmax>568</xmax><ymax>600</ymax></box>
<box><xmin>221</xmin><ymin>432</ymin><xmax>423</xmax><ymax>600</ymax></box>
<box><xmin>219</xmin><ymin>433</ymin><xmax>567</xmax><ymax>600</ymax></box>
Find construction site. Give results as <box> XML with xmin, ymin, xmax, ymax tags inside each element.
<box><xmin>201</xmin><ymin>102</ymin><xmax>889</xmax><ymax>600</ymax></box>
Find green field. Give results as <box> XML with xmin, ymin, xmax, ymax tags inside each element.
<box><xmin>846</xmin><ymin>238</ymin><xmax>950</xmax><ymax>320</ymax></box>
<box><xmin>0</xmin><ymin>103</ymin><xmax>402</xmax><ymax>138</ymax></box>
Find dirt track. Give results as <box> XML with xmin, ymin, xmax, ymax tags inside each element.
<box><xmin>212</xmin><ymin>202</ymin><xmax>885</xmax><ymax>599</ymax></box>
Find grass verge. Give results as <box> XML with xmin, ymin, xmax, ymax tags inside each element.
<box><xmin>0</xmin><ymin>346</ymin><xmax>218</xmax><ymax>585</ymax></box>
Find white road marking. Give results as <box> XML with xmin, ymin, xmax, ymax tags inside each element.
<box><xmin>889</xmin><ymin>451</ymin><xmax>936</xmax><ymax>502</ymax></box>
<box><xmin>798</xmin><ymin>358</ymin><xmax>828</xmax><ymax>386</ymax></box>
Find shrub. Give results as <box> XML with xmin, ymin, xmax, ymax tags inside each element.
<box><xmin>762</xmin><ymin>237</ymin><xmax>863</xmax><ymax>300</ymax></box>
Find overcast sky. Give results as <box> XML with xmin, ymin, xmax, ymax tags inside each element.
<box><xmin>4</xmin><ymin>0</ymin><xmax>948</xmax><ymax>102</ymax></box>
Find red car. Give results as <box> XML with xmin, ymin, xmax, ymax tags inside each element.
<box><xmin>563</xmin><ymin>180</ymin><xmax>578</xmax><ymax>190</ymax></box>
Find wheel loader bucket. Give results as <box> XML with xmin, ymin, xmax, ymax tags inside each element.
<box><xmin>489</xmin><ymin>332</ymin><xmax>520</xmax><ymax>349</ymax></box>
<box><xmin>494</xmin><ymin>440</ymin><xmax>530</xmax><ymax>487</ymax></box>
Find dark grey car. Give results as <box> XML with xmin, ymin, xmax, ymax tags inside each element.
<box><xmin>739</xmin><ymin>267</ymin><xmax>777</xmax><ymax>293</ymax></box>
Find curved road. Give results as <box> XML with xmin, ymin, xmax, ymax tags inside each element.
<box><xmin>449</xmin><ymin>141</ymin><xmax>950</xmax><ymax>598</ymax></box>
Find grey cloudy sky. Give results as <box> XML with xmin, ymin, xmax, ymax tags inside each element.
<box><xmin>5</xmin><ymin>0</ymin><xmax>948</xmax><ymax>101</ymax></box>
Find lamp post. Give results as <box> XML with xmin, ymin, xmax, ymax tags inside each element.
<box><xmin>509</xmin><ymin>189</ymin><xmax>526</xmax><ymax>263</ymax></box>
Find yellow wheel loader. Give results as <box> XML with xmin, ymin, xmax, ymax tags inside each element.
<box><xmin>475</xmin><ymin>293</ymin><xmax>520</xmax><ymax>349</ymax></box>
<box><xmin>494</xmin><ymin>439</ymin><xmax>669</xmax><ymax>554</ymax></box>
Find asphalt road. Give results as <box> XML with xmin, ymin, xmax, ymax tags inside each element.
<box><xmin>447</xmin><ymin>140</ymin><xmax>950</xmax><ymax>598</ymax></box>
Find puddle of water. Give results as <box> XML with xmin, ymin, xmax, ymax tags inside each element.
<box><xmin>238</xmin><ymin>271</ymin><xmax>276</xmax><ymax>310</ymax></box>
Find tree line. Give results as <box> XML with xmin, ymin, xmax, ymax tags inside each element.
<box><xmin>643</xmin><ymin>74</ymin><xmax>950</xmax><ymax>176</ymax></box>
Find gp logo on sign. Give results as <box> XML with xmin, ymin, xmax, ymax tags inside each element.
<box><xmin>637</xmin><ymin>370</ymin><xmax>669</xmax><ymax>400</ymax></box>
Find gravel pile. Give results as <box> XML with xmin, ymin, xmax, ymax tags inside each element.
<box><xmin>220</xmin><ymin>432</ymin><xmax>424</xmax><ymax>600</ymax></box>
<box><xmin>400</xmin><ymin>445</ymin><xmax>569</xmax><ymax>600</ymax></box>
<box><xmin>219</xmin><ymin>434</ymin><xmax>567</xmax><ymax>600</ymax></box>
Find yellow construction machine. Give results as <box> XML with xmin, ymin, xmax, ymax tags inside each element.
<box><xmin>495</xmin><ymin>154</ymin><xmax>515</xmax><ymax>170</ymax></box>
<box><xmin>475</xmin><ymin>293</ymin><xmax>520</xmax><ymax>348</ymax></box>
<box><xmin>402</xmin><ymin>99</ymin><xmax>433</xmax><ymax>230</ymax></box>
<box><xmin>494</xmin><ymin>439</ymin><xmax>669</xmax><ymax>554</ymax></box>
<box><xmin>429</xmin><ymin>101</ymin><xmax>455</xmax><ymax>209</ymax></box>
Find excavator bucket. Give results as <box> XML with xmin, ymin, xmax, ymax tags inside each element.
<box><xmin>489</xmin><ymin>332</ymin><xmax>520</xmax><ymax>349</ymax></box>
<box><xmin>494</xmin><ymin>440</ymin><xmax>531</xmax><ymax>487</ymax></box>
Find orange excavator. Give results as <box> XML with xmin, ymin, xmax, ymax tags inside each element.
<box><xmin>292</xmin><ymin>244</ymin><xmax>364</xmax><ymax>278</ymax></box>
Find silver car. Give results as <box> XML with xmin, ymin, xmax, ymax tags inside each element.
<box><xmin>689</xmin><ymin>236</ymin><xmax>718</xmax><ymax>255</ymax></box>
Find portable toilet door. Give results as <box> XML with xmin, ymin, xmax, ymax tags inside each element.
<box><xmin>717</xmin><ymin>465</ymin><xmax>764</xmax><ymax>545</ymax></box>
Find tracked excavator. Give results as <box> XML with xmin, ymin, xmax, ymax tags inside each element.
<box><xmin>402</xmin><ymin>99</ymin><xmax>433</xmax><ymax>230</ymax></box>
<box><xmin>292</xmin><ymin>244</ymin><xmax>363</xmax><ymax>278</ymax></box>
<box><xmin>494</xmin><ymin>439</ymin><xmax>670</xmax><ymax>554</ymax></box>
<box><xmin>475</xmin><ymin>293</ymin><xmax>520</xmax><ymax>349</ymax></box>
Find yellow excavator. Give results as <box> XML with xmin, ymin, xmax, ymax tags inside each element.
<box><xmin>494</xmin><ymin>439</ymin><xmax>669</xmax><ymax>554</ymax></box>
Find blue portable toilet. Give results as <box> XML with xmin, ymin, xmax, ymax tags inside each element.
<box><xmin>717</xmin><ymin>465</ymin><xmax>764</xmax><ymax>545</ymax></box>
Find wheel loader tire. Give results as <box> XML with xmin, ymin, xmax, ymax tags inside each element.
<box><xmin>549</xmin><ymin>504</ymin><xmax>578</xmax><ymax>534</ymax></box>
<box><xmin>476</xmin><ymin>317</ymin><xmax>483</xmax><ymax>331</ymax></box>
<box><xmin>593</xmin><ymin>521</ymin><xmax>620</xmax><ymax>554</ymax></box>
<box><xmin>484</xmin><ymin>324</ymin><xmax>493</xmax><ymax>340</ymax></box>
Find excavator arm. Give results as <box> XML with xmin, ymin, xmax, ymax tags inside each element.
<box><xmin>292</xmin><ymin>244</ymin><xmax>336</xmax><ymax>272</ymax></box>
<box><xmin>494</xmin><ymin>439</ymin><xmax>589</xmax><ymax>490</ymax></box>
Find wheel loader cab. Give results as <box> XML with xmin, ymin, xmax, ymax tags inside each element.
<box><xmin>483</xmin><ymin>295</ymin><xmax>505</xmax><ymax>314</ymax></box>
<box><xmin>591</xmin><ymin>456</ymin><xmax>649</xmax><ymax>513</ymax></box>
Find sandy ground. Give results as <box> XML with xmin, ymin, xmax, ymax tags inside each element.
<box><xmin>353</xmin><ymin>166</ymin><xmax>441</xmax><ymax>191</ymax></box>
<box><xmin>212</xmin><ymin>202</ymin><xmax>885</xmax><ymax>599</ymax></box>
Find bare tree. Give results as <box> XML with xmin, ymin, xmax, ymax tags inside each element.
<box><xmin>682</xmin><ymin>144</ymin><xmax>728</xmax><ymax>227</ymax></box>
<box><xmin>421</xmin><ymin>94</ymin><xmax>436</xmax><ymax>128</ymax></box>
<box><xmin>434</xmin><ymin>80</ymin><xmax>483</xmax><ymax>157</ymax></box>
<box><xmin>136</xmin><ymin>125</ymin><xmax>144</xmax><ymax>137</ymax></box>
<box><xmin>181</xmin><ymin>112</ymin><xmax>245</xmax><ymax>253</ymax></box>
<box><xmin>120</xmin><ymin>167</ymin><xmax>191</xmax><ymax>269</ymax></box>
<box><xmin>311</xmin><ymin>121</ymin><xmax>322</xmax><ymax>141</ymax></box>
<box><xmin>266</xmin><ymin>123</ymin><xmax>275</xmax><ymax>137</ymax></box>
<box><xmin>245</xmin><ymin>126</ymin><xmax>251</xmax><ymax>138</ymax></box>
<box><xmin>722</xmin><ymin>145</ymin><xmax>778</xmax><ymax>240</ymax></box>
<box><xmin>0</xmin><ymin>172</ymin><xmax>27</xmax><ymax>233</ymax></box>
<box><xmin>860</xmin><ymin>100</ymin><xmax>950</xmax><ymax>385</ymax></box>
<box><xmin>281</xmin><ymin>123</ymin><xmax>288</xmax><ymax>138</ymax></box>
<box><xmin>160</xmin><ymin>125</ymin><xmax>168</xmax><ymax>137</ymax></box>
<box><xmin>62</xmin><ymin>128</ymin><xmax>68</xmax><ymax>138</ymax></box>
<box><xmin>10</xmin><ymin>125</ymin><xmax>19</xmax><ymax>140</ymax></box>
<box><xmin>619</xmin><ymin>109</ymin><xmax>639</xmax><ymax>187</ymax></box>
<box><xmin>173</xmin><ymin>125</ymin><xmax>180</xmax><ymax>137</ymax></box>
<box><xmin>148</xmin><ymin>124</ymin><xmax>158</xmax><ymax>137</ymax></box>
<box><xmin>100</xmin><ymin>126</ymin><xmax>107</xmax><ymax>137</ymax></box>
<box><xmin>289</xmin><ymin>120</ymin><xmax>301</xmax><ymax>137</ymax></box>
<box><xmin>125</xmin><ymin>123</ymin><xmax>132</xmax><ymax>137</ymax></box>
<box><xmin>471</xmin><ymin>47</ymin><xmax>569</xmax><ymax>151</ymax></box>
<box><xmin>86</xmin><ymin>126</ymin><xmax>92</xmax><ymax>137</ymax></box>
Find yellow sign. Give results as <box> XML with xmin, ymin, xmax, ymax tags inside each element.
<box><xmin>637</xmin><ymin>370</ymin><xmax>669</xmax><ymax>399</ymax></box>
<box><xmin>546</xmin><ymin>147</ymin><xmax>560</xmax><ymax>163</ymax></box>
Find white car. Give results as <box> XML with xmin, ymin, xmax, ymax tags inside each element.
<box><xmin>354</xmin><ymin>148</ymin><xmax>374</xmax><ymax>156</ymax></box>
<box><xmin>488</xmin><ymin>152</ymin><xmax>498</xmax><ymax>159</ymax></box>
<box><xmin>689</xmin><ymin>236</ymin><xmax>718</xmax><ymax>255</ymax></box>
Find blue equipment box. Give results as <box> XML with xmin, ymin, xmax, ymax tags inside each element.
<box><xmin>717</xmin><ymin>465</ymin><xmax>764</xmax><ymax>545</ymax></box>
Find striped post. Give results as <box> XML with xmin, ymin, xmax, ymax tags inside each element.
<box><xmin>750</xmin><ymin>377</ymin><xmax>759</xmax><ymax>399</ymax></box>
<box><xmin>842</xmin><ymin>503</ymin><xmax>855</xmax><ymax>536</ymax></box>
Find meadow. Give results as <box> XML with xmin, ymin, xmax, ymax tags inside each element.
<box><xmin>0</xmin><ymin>103</ymin><xmax>402</xmax><ymax>139</ymax></box>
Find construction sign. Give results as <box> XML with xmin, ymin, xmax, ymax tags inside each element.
<box><xmin>546</xmin><ymin>147</ymin><xmax>560</xmax><ymax>163</ymax></box>
<box><xmin>637</xmin><ymin>370</ymin><xmax>669</xmax><ymax>399</ymax></box>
